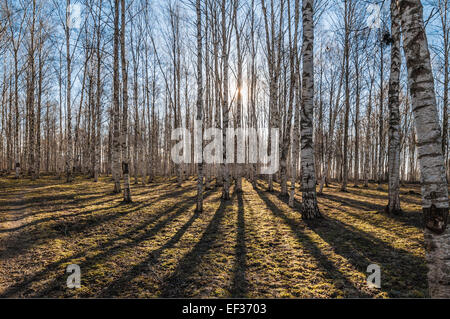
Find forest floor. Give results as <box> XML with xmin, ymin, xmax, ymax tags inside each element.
<box><xmin>0</xmin><ymin>174</ymin><xmax>433</xmax><ymax>298</ymax></box>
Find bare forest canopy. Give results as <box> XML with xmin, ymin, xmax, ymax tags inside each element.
<box><xmin>0</xmin><ymin>0</ymin><xmax>448</xmax><ymax>183</ymax></box>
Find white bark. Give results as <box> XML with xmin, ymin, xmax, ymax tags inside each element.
<box><xmin>112</xmin><ymin>0</ymin><xmax>122</xmax><ymax>193</ymax></box>
<box><xmin>363</xmin><ymin>78</ymin><xmax>374</xmax><ymax>188</ymax></box>
<box><xmin>221</xmin><ymin>0</ymin><xmax>230</xmax><ymax>200</ymax></box>
<box><xmin>300</xmin><ymin>0</ymin><xmax>320</xmax><ymax>219</ymax></box>
<box><xmin>66</xmin><ymin>0</ymin><xmax>73</xmax><ymax>182</ymax></box>
<box><xmin>195</xmin><ymin>0</ymin><xmax>204</xmax><ymax>212</ymax></box>
<box><xmin>121</xmin><ymin>0</ymin><xmax>132</xmax><ymax>203</ymax></box>
<box><xmin>398</xmin><ymin>0</ymin><xmax>450</xmax><ymax>297</ymax></box>
<box><xmin>387</xmin><ymin>0</ymin><xmax>401</xmax><ymax>214</ymax></box>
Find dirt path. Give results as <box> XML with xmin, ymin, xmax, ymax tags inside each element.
<box><xmin>0</xmin><ymin>190</ymin><xmax>30</xmax><ymax>234</ymax></box>
<box><xmin>0</xmin><ymin>185</ymin><xmax>35</xmax><ymax>295</ymax></box>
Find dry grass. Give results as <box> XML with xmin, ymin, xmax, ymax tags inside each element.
<box><xmin>0</xmin><ymin>175</ymin><xmax>432</xmax><ymax>298</ymax></box>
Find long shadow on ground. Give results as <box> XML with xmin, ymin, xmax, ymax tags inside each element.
<box><xmin>318</xmin><ymin>192</ymin><xmax>422</xmax><ymax>229</ymax></box>
<box><xmin>158</xmin><ymin>193</ymin><xmax>234</xmax><ymax>297</ymax></box>
<box><xmin>271</xmin><ymin>188</ymin><xmax>427</xmax><ymax>297</ymax></box>
<box><xmin>0</xmin><ymin>186</ymin><xmax>210</xmax><ymax>297</ymax></box>
<box><xmin>254</xmin><ymin>187</ymin><xmax>371</xmax><ymax>298</ymax></box>
<box><xmin>230</xmin><ymin>192</ymin><xmax>249</xmax><ymax>297</ymax></box>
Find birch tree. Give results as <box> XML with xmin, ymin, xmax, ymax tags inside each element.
<box><xmin>281</xmin><ymin>0</ymin><xmax>299</xmax><ymax>198</ymax></box>
<box><xmin>195</xmin><ymin>0</ymin><xmax>204</xmax><ymax>212</ymax></box>
<box><xmin>65</xmin><ymin>0</ymin><xmax>73</xmax><ymax>182</ymax></box>
<box><xmin>340</xmin><ymin>0</ymin><xmax>352</xmax><ymax>192</ymax></box>
<box><xmin>94</xmin><ymin>0</ymin><xmax>103</xmax><ymax>183</ymax></box>
<box><xmin>386</xmin><ymin>0</ymin><xmax>401</xmax><ymax>214</ymax></box>
<box><xmin>397</xmin><ymin>0</ymin><xmax>449</xmax><ymax>297</ymax></box>
<box><xmin>5</xmin><ymin>0</ymin><xmax>26</xmax><ymax>179</ymax></box>
<box><xmin>435</xmin><ymin>0</ymin><xmax>449</xmax><ymax>176</ymax></box>
<box><xmin>233</xmin><ymin>0</ymin><xmax>243</xmax><ymax>193</ymax></box>
<box><xmin>261</xmin><ymin>0</ymin><xmax>283</xmax><ymax>193</ymax></box>
<box><xmin>26</xmin><ymin>0</ymin><xmax>37</xmax><ymax>181</ymax></box>
<box><xmin>221</xmin><ymin>0</ymin><xmax>230</xmax><ymax>200</ymax></box>
<box><xmin>300</xmin><ymin>0</ymin><xmax>321</xmax><ymax>219</ymax></box>
<box><xmin>121</xmin><ymin>0</ymin><xmax>132</xmax><ymax>202</ymax></box>
<box><xmin>112</xmin><ymin>0</ymin><xmax>122</xmax><ymax>193</ymax></box>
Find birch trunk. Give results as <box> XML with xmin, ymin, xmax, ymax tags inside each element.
<box><xmin>8</xmin><ymin>12</ymin><xmax>22</xmax><ymax>178</ymax></box>
<box><xmin>94</xmin><ymin>60</ymin><xmax>101</xmax><ymax>182</ymax></box>
<box><xmin>300</xmin><ymin>0</ymin><xmax>321</xmax><ymax>219</ymax></box>
<box><xmin>27</xmin><ymin>0</ymin><xmax>36</xmax><ymax>181</ymax></box>
<box><xmin>282</xmin><ymin>0</ymin><xmax>299</xmax><ymax>198</ymax></box>
<box><xmin>363</xmin><ymin>78</ymin><xmax>374</xmax><ymax>188</ymax></box>
<box><xmin>319</xmin><ymin>59</ymin><xmax>344</xmax><ymax>194</ymax></box>
<box><xmin>398</xmin><ymin>0</ymin><xmax>450</xmax><ymax>297</ymax></box>
<box><xmin>377</xmin><ymin>31</ymin><xmax>385</xmax><ymax>189</ymax></box>
<box><xmin>133</xmin><ymin>56</ymin><xmax>139</xmax><ymax>185</ymax></box>
<box><xmin>341</xmin><ymin>0</ymin><xmax>350</xmax><ymax>192</ymax></box>
<box><xmin>112</xmin><ymin>0</ymin><xmax>122</xmax><ymax>193</ymax></box>
<box><xmin>221</xmin><ymin>0</ymin><xmax>230</xmax><ymax>200</ymax></box>
<box><xmin>249</xmin><ymin>0</ymin><xmax>258</xmax><ymax>189</ymax></box>
<box><xmin>387</xmin><ymin>0</ymin><xmax>401</xmax><ymax>214</ymax></box>
<box><xmin>14</xmin><ymin>51</ymin><xmax>20</xmax><ymax>178</ymax></box>
<box><xmin>94</xmin><ymin>0</ymin><xmax>103</xmax><ymax>182</ymax></box>
<box><xmin>195</xmin><ymin>0</ymin><xmax>204</xmax><ymax>212</ymax></box>
<box><xmin>439</xmin><ymin>0</ymin><xmax>449</xmax><ymax>174</ymax></box>
<box><xmin>89</xmin><ymin>72</ymin><xmax>96</xmax><ymax>178</ymax></box>
<box><xmin>261</xmin><ymin>0</ymin><xmax>282</xmax><ymax>193</ymax></box>
<box><xmin>36</xmin><ymin>28</ymin><xmax>43</xmax><ymax>179</ymax></box>
<box><xmin>234</xmin><ymin>0</ymin><xmax>243</xmax><ymax>193</ymax></box>
<box><xmin>353</xmin><ymin>35</ymin><xmax>360</xmax><ymax>187</ymax></box>
<box><xmin>121</xmin><ymin>0</ymin><xmax>132</xmax><ymax>202</ymax></box>
<box><xmin>66</xmin><ymin>0</ymin><xmax>73</xmax><ymax>182</ymax></box>
<box><xmin>289</xmin><ymin>51</ymin><xmax>300</xmax><ymax>207</ymax></box>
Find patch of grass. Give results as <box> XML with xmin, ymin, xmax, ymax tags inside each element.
<box><xmin>0</xmin><ymin>175</ymin><xmax>436</xmax><ymax>298</ymax></box>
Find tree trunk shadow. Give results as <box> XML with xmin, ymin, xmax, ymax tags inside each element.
<box><xmin>254</xmin><ymin>188</ymin><xmax>373</xmax><ymax>298</ymax></box>
<box><xmin>230</xmin><ymin>191</ymin><xmax>249</xmax><ymax>297</ymax></box>
<box><xmin>158</xmin><ymin>192</ymin><xmax>235</xmax><ymax>297</ymax></box>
